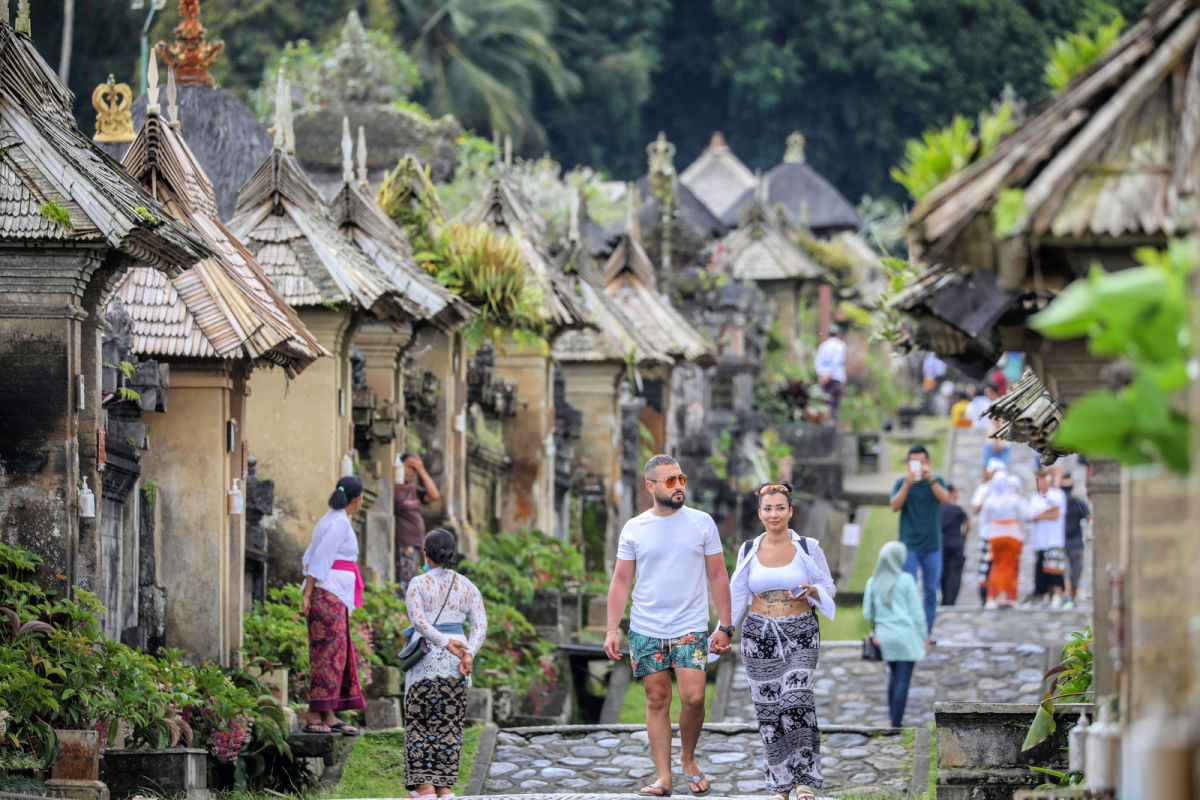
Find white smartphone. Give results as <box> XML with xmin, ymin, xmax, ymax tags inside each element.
<box><xmin>909</xmin><ymin>458</ymin><xmax>922</xmax><ymax>478</ymax></box>
<box><xmin>791</xmin><ymin>586</ymin><xmax>809</xmax><ymax>599</ymax></box>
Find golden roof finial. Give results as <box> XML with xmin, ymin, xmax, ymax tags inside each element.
<box><xmin>15</xmin><ymin>0</ymin><xmax>29</xmax><ymax>35</ymax></box>
<box><xmin>356</xmin><ymin>126</ymin><xmax>368</xmax><ymax>188</ymax></box>
<box><xmin>166</xmin><ymin>67</ymin><xmax>180</xmax><ymax>127</ymax></box>
<box><xmin>341</xmin><ymin>117</ymin><xmax>354</xmax><ymax>184</ymax></box>
<box><xmin>146</xmin><ymin>49</ymin><xmax>162</xmax><ymax>114</ymax></box>
<box><xmin>784</xmin><ymin>131</ymin><xmax>806</xmax><ymax>164</ymax></box>
<box><xmin>92</xmin><ymin>74</ymin><xmax>135</xmax><ymax>144</ymax></box>
<box><xmin>156</xmin><ymin>0</ymin><xmax>224</xmax><ymax>87</ymax></box>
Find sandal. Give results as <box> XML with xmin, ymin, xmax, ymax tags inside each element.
<box><xmin>329</xmin><ymin>721</ymin><xmax>361</xmax><ymax>736</ymax></box>
<box><xmin>638</xmin><ymin>785</ymin><xmax>672</xmax><ymax>797</ymax></box>
<box><xmin>684</xmin><ymin>772</ymin><xmax>710</xmax><ymax>796</ymax></box>
<box><xmin>795</xmin><ymin>785</ymin><xmax>817</xmax><ymax>800</ymax></box>
<box><xmin>303</xmin><ymin>722</ymin><xmax>332</xmax><ymax>734</ymax></box>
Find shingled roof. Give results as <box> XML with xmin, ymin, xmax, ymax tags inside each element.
<box><xmin>716</xmin><ymin>201</ymin><xmax>828</xmax><ymax>282</ymax></box>
<box><xmin>602</xmin><ymin>233</ymin><xmax>716</xmax><ymax>367</ymax></box>
<box><xmin>908</xmin><ymin>0</ymin><xmax>1200</xmax><ymax>289</ymax></box>
<box><xmin>330</xmin><ymin>122</ymin><xmax>476</xmax><ymax>332</ymax></box>
<box><xmin>0</xmin><ymin>19</ymin><xmax>205</xmax><ymax>271</ymax></box>
<box><xmin>459</xmin><ymin>177</ymin><xmax>590</xmax><ymax>331</ymax></box>
<box><xmin>109</xmin><ymin>65</ymin><xmax>326</xmax><ymax>376</ymax></box>
<box><xmin>227</xmin><ymin>77</ymin><xmax>431</xmax><ymax>325</ymax></box>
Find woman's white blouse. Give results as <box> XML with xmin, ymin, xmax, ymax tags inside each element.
<box><xmin>730</xmin><ymin>530</ymin><xmax>837</xmax><ymax>626</ymax></box>
<box><xmin>301</xmin><ymin>509</ymin><xmax>360</xmax><ymax>611</ymax></box>
<box><xmin>404</xmin><ymin>568</ymin><xmax>488</xmax><ymax>693</ymax></box>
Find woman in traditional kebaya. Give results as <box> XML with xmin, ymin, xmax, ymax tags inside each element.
<box><xmin>403</xmin><ymin>529</ymin><xmax>487</xmax><ymax>798</ymax></box>
<box><xmin>729</xmin><ymin>483</ymin><xmax>837</xmax><ymax>800</ymax></box>
<box><xmin>300</xmin><ymin>476</ymin><xmax>367</xmax><ymax>734</ymax></box>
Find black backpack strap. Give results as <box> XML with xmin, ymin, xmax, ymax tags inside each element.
<box><xmin>798</xmin><ymin>536</ymin><xmax>810</xmax><ymax>555</ymax></box>
<box><xmin>740</xmin><ymin>539</ymin><xmax>754</xmax><ymax>560</ymax></box>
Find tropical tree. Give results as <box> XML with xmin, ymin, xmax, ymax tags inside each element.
<box><xmin>390</xmin><ymin>0</ymin><xmax>580</xmax><ymax>143</ymax></box>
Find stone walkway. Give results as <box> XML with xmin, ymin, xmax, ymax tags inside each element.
<box><xmin>481</xmin><ymin>724</ymin><xmax>916</xmax><ymax>798</ymax></box>
<box><xmin>455</xmin><ymin>425</ymin><xmax>1097</xmax><ymax>800</ymax></box>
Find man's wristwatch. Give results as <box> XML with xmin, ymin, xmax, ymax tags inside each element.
<box><xmin>717</xmin><ymin>625</ymin><xmax>735</xmax><ymax>638</ymax></box>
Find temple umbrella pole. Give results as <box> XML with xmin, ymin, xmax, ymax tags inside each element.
<box><xmin>135</xmin><ymin>0</ymin><xmax>167</xmax><ymax>96</ymax></box>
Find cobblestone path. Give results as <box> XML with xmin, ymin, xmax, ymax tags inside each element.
<box><xmin>481</xmin><ymin>724</ymin><xmax>915</xmax><ymax>799</ymax></box>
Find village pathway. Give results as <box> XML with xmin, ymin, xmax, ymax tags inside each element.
<box><xmin>467</xmin><ymin>426</ymin><xmax>1094</xmax><ymax>799</ymax></box>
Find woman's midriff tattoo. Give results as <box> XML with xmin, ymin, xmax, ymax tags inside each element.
<box><xmin>750</xmin><ymin>589</ymin><xmax>810</xmax><ymax>616</ymax></box>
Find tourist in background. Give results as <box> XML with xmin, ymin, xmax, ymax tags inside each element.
<box><xmin>971</xmin><ymin>460</ymin><xmax>1007</xmax><ymax>605</ymax></box>
<box><xmin>394</xmin><ymin>451</ymin><xmax>440</xmax><ymax>591</ymax></box>
<box><xmin>403</xmin><ymin>529</ymin><xmax>486</xmax><ymax>799</ymax></box>
<box><xmin>889</xmin><ymin>444</ymin><xmax>948</xmax><ymax>634</ymax></box>
<box><xmin>1060</xmin><ymin>473</ymin><xmax>1091</xmax><ymax>610</ymax></box>
<box><xmin>982</xmin><ymin>474</ymin><xmax>1030</xmax><ymax>608</ymax></box>
<box><xmin>814</xmin><ymin>324</ymin><xmax>846</xmax><ymax>422</ymax></box>
<box><xmin>729</xmin><ymin>482</ymin><xmax>837</xmax><ymax>800</ymax></box>
<box><xmin>863</xmin><ymin>542</ymin><xmax>928</xmax><ymax>727</ymax></box>
<box><xmin>605</xmin><ymin>455</ymin><xmax>732</xmax><ymax>798</ymax></box>
<box><xmin>967</xmin><ymin>383</ymin><xmax>1010</xmax><ymax>469</ymax></box>
<box><xmin>1028</xmin><ymin>469</ymin><xmax>1067</xmax><ymax>608</ymax></box>
<box><xmin>300</xmin><ymin>476</ymin><xmax>367</xmax><ymax>735</ymax></box>
<box><xmin>949</xmin><ymin>390</ymin><xmax>973</xmax><ymax>428</ymax></box>
<box><xmin>939</xmin><ymin>484</ymin><xmax>968</xmax><ymax>605</ymax></box>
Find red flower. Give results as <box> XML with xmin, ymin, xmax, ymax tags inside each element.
<box><xmin>654</xmin><ymin>653</ymin><xmax>663</xmax><ymax>662</ymax></box>
<box><xmin>680</xmin><ymin>634</ymin><xmax>697</xmax><ymax>644</ymax></box>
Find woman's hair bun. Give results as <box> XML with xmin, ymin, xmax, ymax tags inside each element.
<box><xmin>423</xmin><ymin>528</ymin><xmax>459</xmax><ymax>569</ymax></box>
<box><xmin>328</xmin><ymin>476</ymin><xmax>364</xmax><ymax>509</ymax></box>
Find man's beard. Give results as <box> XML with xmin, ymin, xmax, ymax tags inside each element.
<box><xmin>657</xmin><ymin>492</ymin><xmax>685</xmax><ymax>510</ymax></box>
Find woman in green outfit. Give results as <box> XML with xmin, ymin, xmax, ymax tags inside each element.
<box><xmin>863</xmin><ymin>542</ymin><xmax>929</xmax><ymax>727</ymax></box>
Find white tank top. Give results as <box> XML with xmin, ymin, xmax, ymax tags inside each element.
<box><xmin>746</xmin><ymin>549</ymin><xmax>811</xmax><ymax>595</ymax></box>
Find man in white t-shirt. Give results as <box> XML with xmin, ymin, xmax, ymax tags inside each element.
<box><xmin>814</xmin><ymin>325</ymin><xmax>847</xmax><ymax>422</ymax></box>
<box><xmin>1028</xmin><ymin>469</ymin><xmax>1067</xmax><ymax>607</ymax></box>
<box><xmin>605</xmin><ymin>454</ymin><xmax>732</xmax><ymax>798</ymax></box>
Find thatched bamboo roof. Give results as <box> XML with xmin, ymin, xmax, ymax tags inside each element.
<box><xmin>110</xmin><ymin>72</ymin><xmax>327</xmax><ymax>376</ymax></box>
<box><xmin>459</xmin><ymin>176</ymin><xmax>591</xmax><ymax>331</ymax></box>
<box><xmin>0</xmin><ymin>20</ymin><xmax>205</xmax><ymax>271</ymax></box>
<box><xmin>330</xmin><ymin>124</ymin><xmax>476</xmax><ymax>332</ymax></box>
<box><xmin>909</xmin><ymin>0</ymin><xmax>1200</xmax><ymax>290</ymax></box>
<box><xmin>602</xmin><ymin>233</ymin><xmax>717</xmax><ymax>367</ymax></box>
<box><xmin>984</xmin><ymin>370</ymin><xmax>1071</xmax><ymax>463</ymax></box>
<box><xmin>227</xmin><ymin>78</ymin><xmax>434</xmax><ymax>325</ymax></box>
<box><xmin>680</xmin><ymin>132</ymin><xmax>758</xmax><ymax>222</ymax></box>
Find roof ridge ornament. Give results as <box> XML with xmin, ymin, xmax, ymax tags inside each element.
<box><xmin>166</xmin><ymin>67</ymin><xmax>180</xmax><ymax>127</ymax></box>
<box><xmin>146</xmin><ymin>49</ymin><xmax>162</xmax><ymax>115</ymax></box>
<box><xmin>356</xmin><ymin>126</ymin><xmax>368</xmax><ymax>187</ymax></box>
<box><xmin>271</xmin><ymin>70</ymin><xmax>295</xmax><ymax>153</ymax></box>
<box><xmin>156</xmin><ymin>0</ymin><xmax>224</xmax><ymax>87</ymax></box>
<box><xmin>785</xmin><ymin>131</ymin><xmax>806</xmax><ymax>164</ymax></box>
<box><xmin>15</xmin><ymin>0</ymin><xmax>29</xmax><ymax>35</ymax></box>
<box><xmin>93</xmin><ymin>74</ymin><xmax>136</xmax><ymax>143</ymax></box>
<box><xmin>341</xmin><ymin>117</ymin><xmax>353</xmax><ymax>184</ymax></box>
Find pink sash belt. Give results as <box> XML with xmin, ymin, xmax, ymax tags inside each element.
<box><xmin>331</xmin><ymin>560</ymin><xmax>364</xmax><ymax>609</ymax></box>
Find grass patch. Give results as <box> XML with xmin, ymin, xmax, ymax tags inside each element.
<box><xmin>849</xmin><ymin>506</ymin><xmax>896</xmax><ymax>591</ymax></box>
<box><xmin>887</xmin><ymin>425</ymin><xmax>947</xmax><ymax>477</ymax></box>
<box><xmin>325</xmin><ymin>725</ymin><xmax>483</xmax><ymax>797</ymax></box>
<box><xmin>819</xmin><ymin>604</ymin><xmax>870</xmax><ymax>642</ymax></box>
<box><xmin>619</xmin><ymin>675</ymin><xmax>717</xmax><ymax>724</ymax></box>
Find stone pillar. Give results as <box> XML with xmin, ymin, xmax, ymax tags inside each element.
<box><xmin>1088</xmin><ymin>458</ymin><xmax>1122</xmax><ymax>698</ymax></box>
<box><xmin>495</xmin><ymin>346</ymin><xmax>553</xmax><ymax>535</ymax></box>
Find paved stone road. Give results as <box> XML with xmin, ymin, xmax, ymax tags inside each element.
<box><xmin>482</xmin><ymin>724</ymin><xmax>913</xmax><ymax>798</ymax></box>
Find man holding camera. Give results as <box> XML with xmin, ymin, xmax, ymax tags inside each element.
<box><xmin>890</xmin><ymin>444</ymin><xmax>949</xmax><ymax>634</ymax></box>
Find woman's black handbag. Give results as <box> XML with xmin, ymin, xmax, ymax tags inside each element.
<box><xmin>861</xmin><ymin>589</ymin><xmax>882</xmax><ymax>661</ymax></box>
<box><xmin>861</xmin><ymin>633</ymin><xmax>882</xmax><ymax>661</ymax></box>
<box><xmin>398</xmin><ymin>575</ymin><xmax>457</xmax><ymax>672</ymax></box>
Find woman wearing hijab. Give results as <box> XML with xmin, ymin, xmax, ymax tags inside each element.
<box><xmin>403</xmin><ymin>529</ymin><xmax>487</xmax><ymax>799</ymax></box>
<box><xmin>300</xmin><ymin>476</ymin><xmax>367</xmax><ymax>734</ymax></box>
<box><xmin>729</xmin><ymin>483</ymin><xmax>837</xmax><ymax>800</ymax></box>
<box><xmin>863</xmin><ymin>542</ymin><xmax>928</xmax><ymax>727</ymax></box>
<box><xmin>982</xmin><ymin>474</ymin><xmax>1031</xmax><ymax>608</ymax></box>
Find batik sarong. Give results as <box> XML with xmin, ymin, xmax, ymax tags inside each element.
<box><xmin>741</xmin><ymin>611</ymin><xmax>822</xmax><ymax>791</ymax></box>
<box><xmin>404</xmin><ymin>676</ymin><xmax>468</xmax><ymax>788</ymax></box>
<box><xmin>306</xmin><ymin>587</ymin><xmax>366</xmax><ymax>712</ymax></box>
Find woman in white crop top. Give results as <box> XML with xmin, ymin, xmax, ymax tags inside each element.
<box><xmin>728</xmin><ymin>482</ymin><xmax>836</xmax><ymax>800</ymax></box>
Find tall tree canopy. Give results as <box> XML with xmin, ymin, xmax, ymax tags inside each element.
<box><xmin>38</xmin><ymin>0</ymin><xmax>1148</xmax><ymax>201</ymax></box>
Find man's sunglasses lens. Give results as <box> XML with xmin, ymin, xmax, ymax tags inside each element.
<box><xmin>664</xmin><ymin>475</ymin><xmax>687</xmax><ymax>488</ymax></box>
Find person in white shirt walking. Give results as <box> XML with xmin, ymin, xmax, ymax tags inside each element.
<box><xmin>1028</xmin><ymin>469</ymin><xmax>1067</xmax><ymax>607</ymax></box>
<box><xmin>814</xmin><ymin>325</ymin><xmax>847</xmax><ymax>422</ymax></box>
<box><xmin>605</xmin><ymin>455</ymin><xmax>733</xmax><ymax>797</ymax></box>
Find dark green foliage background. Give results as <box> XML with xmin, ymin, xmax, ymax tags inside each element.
<box><xmin>35</xmin><ymin>0</ymin><xmax>1147</xmax><ymax>200</ymax></box>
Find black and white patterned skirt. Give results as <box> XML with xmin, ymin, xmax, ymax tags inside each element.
<box><xmin>741</xmin><ymin>611</ymin><xmax>822</xmax><ymax>791</ymax></box>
